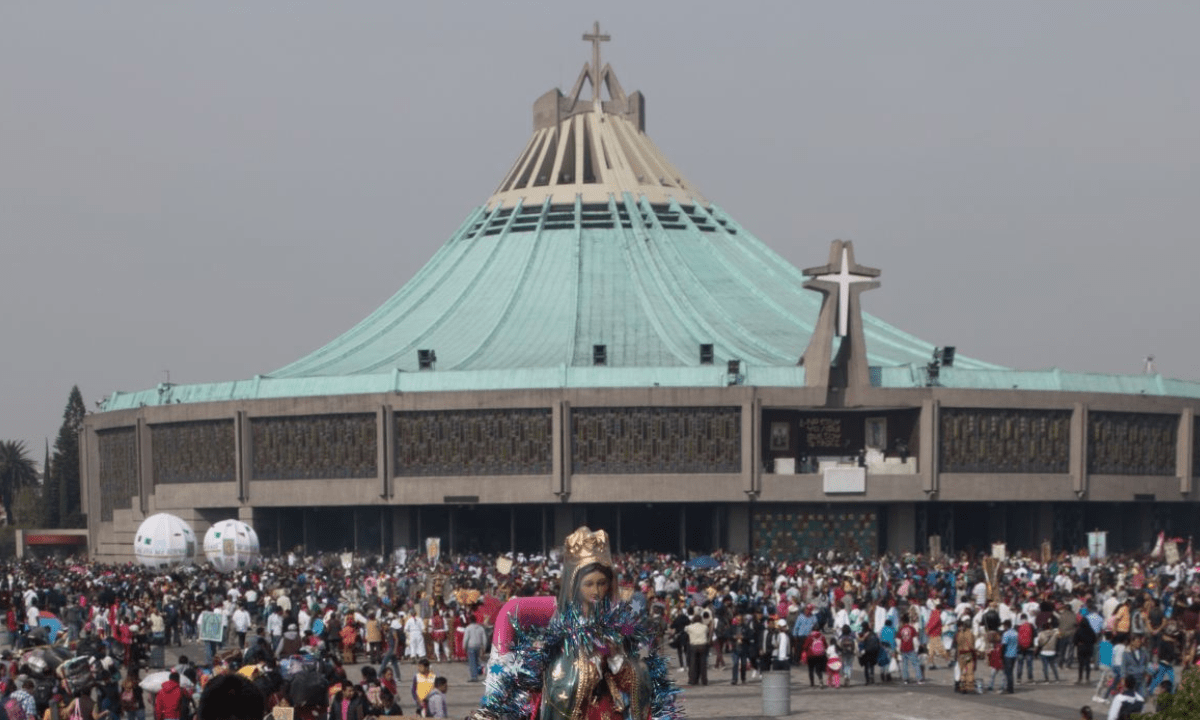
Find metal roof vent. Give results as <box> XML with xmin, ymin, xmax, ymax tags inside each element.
<box><xmin>727</xmin><ymin>359</ymin><xmax>741</xmax><ymax>385</ymax></box>
<box><xmin>593</xmin><ymin>344</ymin><xmax>607</xmax><ymax>366</ymax></box>
<box><xmin>418</xmin><ymin>349</ymin><xmax>437</xmax><ymax>371</ymax></box>
<box><xmin>699</xmin><ymin>343</ymin><xmax>714</xmax><ymax>365</ymax></box>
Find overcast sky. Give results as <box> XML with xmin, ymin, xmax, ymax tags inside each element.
<box><xmin>2</xmin><ymin>1</ymin><xmax>1198</xmax><ymax>454</ymax></box>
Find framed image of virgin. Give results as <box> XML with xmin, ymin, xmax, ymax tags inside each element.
<box><xmin>198</xmin><ymin>611</ymin><xmax>224</xmax><ymax>643</ymax></box>
<box><xmin>770</xmin><ymin>422</ymin><xmax>790</xmax><ymax>451</ymax></box>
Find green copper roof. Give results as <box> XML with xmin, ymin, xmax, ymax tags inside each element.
<box><xmin>100</xmin><ymin>193</ymin><xmax>1200</xmax><ymax>411</ymax></box>
<box><xmin>270</xmin><ymin>196</ymin><xmax>1000</xmax><ymax>377</ymax></box>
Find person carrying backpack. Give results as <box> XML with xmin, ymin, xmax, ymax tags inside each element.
<box><xmin>837</xmin><ymin>625</ymin><xmax>856</xmax><ymax>686</ymax></box>
<box><xmin>805</xmin><ymin>631</ymin><xmax>827</xmax><ymax>688</ymax></box>
<box><xmin>153</xmin><ymin>672</ymin><xmax>185</xmax><ymax>720</ymax></box>
<box><xmin>1016</xmin><ymin>615</ymin><xmax>1037</xmax><ymax>684</ymax></box>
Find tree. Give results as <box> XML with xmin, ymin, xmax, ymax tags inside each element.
<box><xmin>1140</xmin><ymin>666</ymin><xmax>1200</xmax><ymax>718</ymax></box>
<box><xmin>43</xmin><ymin>438</ymin><xmax>59</xmax><ymax>527</ymax></box>
<box><xmin>51</xmin><ymin>385</ymin><xmax>86</xmax><ymax>527</ymax></box>
<box><xmin>0</xmin><ymin>440</ymin><xmax>39</xmax><ymax>524</ymax></box>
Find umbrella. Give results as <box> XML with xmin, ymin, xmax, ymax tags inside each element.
<box><xmin>140</xmin><ymin>671</ymin><xmax>195</xmax><ymax>693</ymax></box>
<box><xmin>36</xmin><ymin>616</ymin><xmax>63</xmax><ymax>644</ymax></box>
<box><xmin>687</xmin><ymin>555</ymin><xmax>720</xmax><ymax>569</ymax></box>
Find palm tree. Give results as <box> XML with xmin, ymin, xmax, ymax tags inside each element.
<box><xmin>0</xmin><ymin>440</ymin><xmax>39</xmax><ymax>525</ymax></box>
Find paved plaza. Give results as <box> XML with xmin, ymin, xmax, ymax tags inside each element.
<box><xmin>165</xmin><ymin>642</ymin><xmax>1104</xmax><ymax>720</ymax></box>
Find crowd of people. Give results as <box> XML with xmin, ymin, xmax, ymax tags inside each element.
<box><xmin>0</xmin><ymin>539</ymin><xmax>1196</xmax><ymax>719</ymax></box>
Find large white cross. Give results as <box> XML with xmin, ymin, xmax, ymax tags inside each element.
<box><xmin>812</xmin><ymin>247</ymin><xmax>877</xmax><ymax>336</ymax></box>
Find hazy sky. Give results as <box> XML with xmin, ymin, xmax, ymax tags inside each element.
<box><xmin>3</xmin><ymin>2</ymin><xmax>1198</xmax><ymax>454</ymax></box>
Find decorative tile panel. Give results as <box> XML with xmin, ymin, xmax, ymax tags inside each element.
<box><xmin>1088</xmin><ymin>411</ymin><xmax>1177</xmax><ymax>476</ymax></box>
<box><xmin>251</xmin><ymin>414</ymin><xmax>377</xmax><ymax>480</ymax></box>
<box><xmin>571</xmin><ymin>407</ymin><xmax>741</xmax><ymax>474</ymax></box>
<box><xmin>97</xmin><ymin>427</ymin><xmax>138</xmax><ymax>522</ymax></box>
<box><xmin>394</xmin><ymin>409</ymin><xmax>552</xmax><ymax>476</ymax></box>
<box><xmin>752</xmin><ymin>506</ymin><xmax>877</xmax><ymax>559</ymax></box>
<box><xmin>151</xmin><ymin>420</ymin><xmax>235</xmax><ymax>484</ymax></box>
<box><xmin>940</xmin><ymin>408</ymin><xmax>1071</xmax><ymax>473</ymax></box>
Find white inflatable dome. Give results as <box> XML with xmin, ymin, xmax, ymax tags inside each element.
<box><xmin>133</xmin><ymin>513</ymin><xmax>197</xmax><ymax>569</ymax></box>
<box><xmin>203</xmin><ymin>519</ymin><xmax>260</xmax><ymax>573</ymax></box>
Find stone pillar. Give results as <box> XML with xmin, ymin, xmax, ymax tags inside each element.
<box><xmin>920</xmin><ymin>400</ymin><xmax>939</xmax><ymax>494</ymax></box>
<box><xmin>136</xmin><ymin>416</ymin><xmax>151</xmax><ymax>515</ymax></box>
<box><xmin>1036</xmin><ymin>503</ymin><xmax>1054</xmax><ymax>547</ymax></box>
<box><xmin>1071</xmin><ymin>403</ymin><xmax>1088</xmax><ymax>497</ymax></box>
<box><xmin>556</xmin><ymin>402</ymin><xmax>571</xmax><ymax>501</ymax></box>
<box><xmin>987</xmin><ymin>505</ymin><xmax>1008</xmax><ymax>548</ymax></box>
<box><xmin>392</xmin><ymin>507</ymin><xmax>413</xmax><ymax>550</ymax></box>
<box><xmin>1178</xmin><ymin>408</ymin><xmax>1193</xmax><ymax>495</ymax></box>
<box><xmin>728</xmin><ymin>504</ymin><xmax>750</xmax><ymax>554</ymax></box>
<box><xmin>743</xmin><ymin>392</ymin><xmax>758</xmax><ymax>497</ymax></box>
<box><xmin>553</xmin><ymin>505</ymin><xmax>574</xmax><ymax>546</ymax></box>
<box><xmin>377</xmin><ymin>405</ymin><xmax>390</xmax><ymax>500</ymax></box>
<box><xmin>679</xmin><ymin>506</ymin><xmax>687</xmax><ymax>556</ymax></box>
<box><xmin>887</xmin><ymin>503</ymin><xmax>916</xmax><ymax>554</ymax></box>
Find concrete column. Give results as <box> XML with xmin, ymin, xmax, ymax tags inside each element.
<box><xmin>1071</xmin><ymin>403</ymin><xmax>1087</xmax><ymax>497</ymax></box>
<box><xmin>81</xmin><ymin>425</ymin><xmax>98</xmax><ymax>556</ymax></box>
<box><xmin>236</xmin><ymin>410</ymin><xmax>250</xmax><ymax>503</ymax></box>
<box><xmin>136</xmin><ymin>416</ymin><xmax>151</xmax><ymax>515</ymax></box>
<box><xmin>393</xmin><ymin>506</ymin><xmax>412</xmax><ymax>552</ymax></box>
<box><xmin>1136</xmin><ymin>505</ymin><xmax>1154</xmax><ymax>553</ymax></box>
<box><xmin>679</xmin><ymin>506</ymin><xmax>687</xmax><ymax>556</ymax></box>
<box><xmin>377</xmin><ymin>405</ymin><xmax>389</xmax><ymax>499</ymax></box>
<box><xmin>987</xmin><ymin>505</ymin><xmax>1008</xmax><ymax>547</ymax></box>
<box><xmin>557</xmin><ymin>402</ymin><xmax>572</xmax><ymax>500</ymax></box>
<box><xmin>743</xmin><ymin>392</ymin><xmax>757</xmax><ymax>496</ymax></box>
<box><xmin>392</xmin><ymin>506</ymin><xmax>412</xmax><ymax>549</ymax></box>
<box><xmin>886</xmin><ymin>503</ymin><xmax>916</xmax><ymax>554</ymax></box>
<box><xmin>728</xmin><ymin>504</ymin><xmax>750</xmax><ymax>554</ymax></box>
<box><xmin>1177</xmin><ymin>408</ymin><xmax>1193</xmax><ymax>495</ymax></box>
<box><xmin>553</xmin><ymin>504</ymin><xmax>574</xmax><ymax>546</ymax></box>
<box><xmin>1036</xmin><ymin>503</ymin><xmax>1054</xmax><ymax>547</ymax></box>
<box><xmin>919</xmin><ymin>399</ymin><xmax>938</xmax><ymax>494</ymax></box>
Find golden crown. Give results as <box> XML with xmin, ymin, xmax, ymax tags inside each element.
<box><xmin>564</xmin><ymin>526</ymin><xmax>613</xmax><ymax>569</ymax></box>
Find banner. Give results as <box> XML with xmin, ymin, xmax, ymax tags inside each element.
<box><xmin>991</xmin><ymin>543</ymin><xmax>1007</xmax><ymax>562</ymax></box>
<box><xmin>198</xmin><ymin>611</ymin><xmax>225</xmax><ymax>643</ymax></box>
<box><xmin>1041</xmin><ymin>540</ymin><xmax>1051</xmax><ymax>564</ymax></box>
<box><xmin>496</xmin><ymin>557</ymin><xmax>513</xmax><ymax>575</ymax></box>
<box><xmin>1087</xmin><ymin>531</ymin><xmax>1107</xmax><ymax>559</ymax></box>
<box><xmin>425</xmin><ymin>537</ymin><xmax>441</xmax><ymax>565</ymax></box>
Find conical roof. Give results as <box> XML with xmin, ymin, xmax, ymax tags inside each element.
<box><xmin>269</xmin><ymin>35</ymin><xmax>995</xmax><ymax>380</ymax></box>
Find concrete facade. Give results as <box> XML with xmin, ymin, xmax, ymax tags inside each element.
<box><xmin>82</xmin><ymin>382</ymin><xmax>1200</xmax><ymax>562</ymax></box>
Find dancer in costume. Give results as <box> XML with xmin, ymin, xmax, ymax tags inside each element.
<box><xmin>470</xmin><ymin>527</ymin><xmax>682</xmax><ymax>720</ymax></box>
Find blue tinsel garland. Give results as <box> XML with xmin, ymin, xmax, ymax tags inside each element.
<box><xmin>478</xmin><ymin>600</ymin><xmax>684</xmax><ymax>720</ymax></box>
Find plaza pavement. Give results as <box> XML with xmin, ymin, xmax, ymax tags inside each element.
<box><xmin>166</xmin><ymin>642</ymin><xmax>1105</xmax><ymax>719</ymax></box>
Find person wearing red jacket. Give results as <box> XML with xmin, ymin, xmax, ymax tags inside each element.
<box><xmin>154</xmin><ymin>673</ymin><xmax>185</xmax><ymax>720</ymax></box>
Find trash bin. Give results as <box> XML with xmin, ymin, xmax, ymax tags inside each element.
<box><xmin>761</xmin><ymin>668</ymin><xmax>790</xmax><ymax>716</ymax></box>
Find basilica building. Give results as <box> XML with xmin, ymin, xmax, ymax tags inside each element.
<box><xmin>83</xmin><ymin>26</ymin><xmax>1200</xmax><ymax>561</ymax></box>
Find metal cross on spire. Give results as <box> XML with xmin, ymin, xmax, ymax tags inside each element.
<box><xmin>582</xmin><ymin>21</ymin><xmax>610</xmax><ymax>106</ymax></box>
